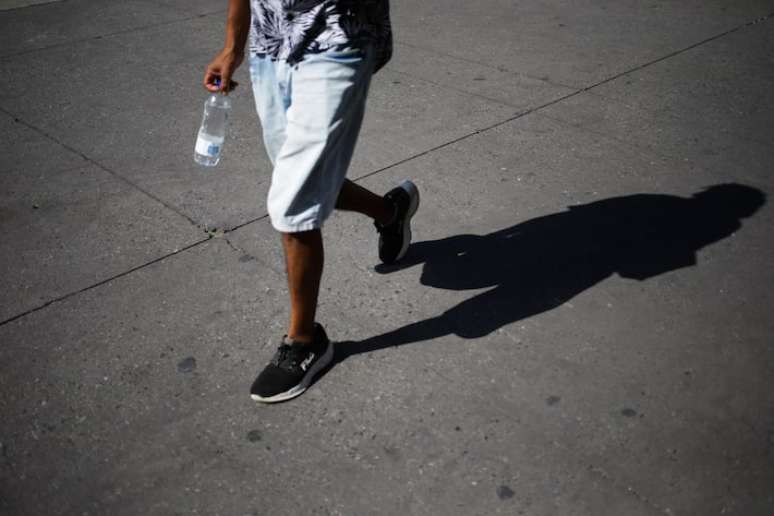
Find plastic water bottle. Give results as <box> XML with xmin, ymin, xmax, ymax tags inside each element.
<box><xmin>194</xmin><ymin>82</ymin><xmax>231</xmax><ymax>167</ymax></box>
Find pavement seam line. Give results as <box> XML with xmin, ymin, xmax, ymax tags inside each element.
<box><xmin>1</xmin><ymin>108</ymin><xmax>203</xmax><ymax>228</ymax></box>
<box><xmin>0</xmin><ymin>0</ymin><xmax>60</xmax><ymax>14</ymax></box>
<box><xmin>226</xmin><ymin>12</ymin><xmax>774</xmax><ymax>225</ymax></box>
<box><xmin>3</xmin><ymin>11</ymin><xmax>771</xmax><ymax>326</ymax></box>
<box><xmin>152</xmin><ymin>10</ymin><xmax>774</xmax><ymax>267</ymax></box>
<box><xmin>225</xmin><ymin>213</ymin><xmax>270</xmax><ymax>233</ymax></box>
<box><xmin>353</xmin><ymin>10</ymin><xmax>774</xmax><ymax>184</ymax></box>
<box><xmin>0</xmin><ymin>9</ymin><xmax>227</xmax><ymax>60</ymax></box>
<box><xmin>0</xmin><ymin>230</ymin><xmax>280</xmax><ymax>329</ymax></box>
<box><xmin>0</xmin><ymin>237</ymin><xmax>211</xmax><ymax>327</ymax></box>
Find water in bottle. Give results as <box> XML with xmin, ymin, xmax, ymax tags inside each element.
<box><xmin>194</xmin><ymin>87</ymin><xmax>231</xmax><ymax>167</ymax></box>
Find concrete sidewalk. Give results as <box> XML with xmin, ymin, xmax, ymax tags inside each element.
<box><xmin>1</xmin><ymin>1</ymin><xmax>773</xmax><ymax>514</ymax></box>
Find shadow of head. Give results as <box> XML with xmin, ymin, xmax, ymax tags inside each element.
<box><xmin>351</xmin><ymin>182</ymin><xmax>770</xmax><ymax>349</ymax></box>
<box><xmin>691</xmin><ymin>183</ymin><xmax>766</xmax><ymax>219</ymax></box>
<box><xmin>376</xmin><ymin>182</ymin><xmax>766</xmax><ymax>289</ymax></box>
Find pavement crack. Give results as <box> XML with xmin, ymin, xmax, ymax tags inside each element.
<box><xmin>221</xmin><ymin>235</ymin><xmax>244</xmax><ymax>255</ymax></box>
<box><xmin>2</xmin><ymin>108</ymin><xmax>202</xmax><ymax>229</ymax></box>
<box><xmin>587</xmin><ymin>464</ymin><xmax>673</xmax><ymax>515</ymax></box>
<box><xmin>221</xmin><ymin>234</ymin><xmax>285</xmax><ymax>277</ymax></box>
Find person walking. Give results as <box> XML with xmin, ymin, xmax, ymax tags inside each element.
<box><xmin>203</xmin><ymin>0</ymin><xmax>419</xmax><ymax>403</ymax></box>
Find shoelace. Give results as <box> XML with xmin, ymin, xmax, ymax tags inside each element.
<box><xmin>271</xmin><ymin>344</ymin><xmax>306</xmax><ymax>370</ymax></box>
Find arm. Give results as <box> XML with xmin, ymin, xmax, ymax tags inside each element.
<box><xmin>203</xmin><ymin>0</ymin><xmax>251</xmax><ymax>93</ymax></box>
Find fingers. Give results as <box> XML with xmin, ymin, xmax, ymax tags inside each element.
<box><xmin>204</xmin><ymin>67</ymin><xmax>221</xmax><ymax>92</ymax></box>
<box><xmin>204</xmin><ymin>74</ymin><xmax>237</xmax><ymax>94</ymax></box>
<box><xmin>203</xmin><ymin>52</ymin><xmax>242</xmax><ymax>93</ymax></box>
<box><xmin>219</xmin><ymin>71</ymin><xmax>232</xmax><ymax>93</ymax></box>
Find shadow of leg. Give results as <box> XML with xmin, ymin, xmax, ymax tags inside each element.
<box><xmin>335</xmin><ymin>315</ymin><xmax>451</xmax><ymax>362</ymax></box>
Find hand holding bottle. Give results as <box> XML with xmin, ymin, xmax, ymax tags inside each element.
<box><xmin>194</xmin><ymin>78</ymin><xmax>232</xmax><ymax>167</ymax></box>
<box><xmin>204</xmin><ymin>49</ymin><xmax>242</xmax><ymax>94</ymax></box>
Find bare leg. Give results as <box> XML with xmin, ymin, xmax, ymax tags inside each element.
<box><xmin>282</xmin><ymin>229</ymin><xmax>324</xmax><ymax>343</ymax></box>
<box><xmin>336</xmin><ymin>179</ymin><xmax>394</xmax><ymax>224</ymax></box>
<box><xmin>281</xmin><ymin>181</ymin><xmax>391</xmax><ymax>343</ymax></box>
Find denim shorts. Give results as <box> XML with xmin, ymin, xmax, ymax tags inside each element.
<box><xmin>249</xmin><ymin>46</ymin><xmax>375</xmax><ymax>233</ymax></box>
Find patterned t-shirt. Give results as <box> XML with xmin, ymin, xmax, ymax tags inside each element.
<box><xmin>249</xmin><ymin>0</ymin><xmax>392</xmax><ymax>72</ymax></box>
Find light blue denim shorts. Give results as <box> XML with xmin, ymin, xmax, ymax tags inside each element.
<box><xmin>249</xmin><ymin>46</ymin><xmax>375</xmax><ymax>233</ymax></box>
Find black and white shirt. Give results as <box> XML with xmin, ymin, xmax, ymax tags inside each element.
<box><xmin>249</xmin><ymin>0</ymin><xmax>392</xmax><ymax>72</ymax></box>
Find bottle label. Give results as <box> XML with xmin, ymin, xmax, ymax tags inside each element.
<box><xmin>195</xmin><ymin>135</ymin><xmax>222</xmax><ymax>157</ymax></box>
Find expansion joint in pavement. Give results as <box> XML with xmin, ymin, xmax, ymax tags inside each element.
<box><xmin>0</xmin><ymin>222</ymin><xmax>277</xmax><ymax>327</ymax></box>
<box><xmin>3</xmin><ymin>10</ymin><xmax>771</xmax><ymax>329</ymax></box>
<box><xmin>0</xmin><ymin>110</ymin><xmax>218</xmax><ymax>328</ymax></box>
<box><xmin>0</xmin><ymin>236</ymin><xmax>210</xmax><ymax>327</ymax></box>
<box><xmin>571</xmin><ymin>10</ymin><xmax>774</xmax><ymax>97</ymax></box>
<box><xmin>0</xmin><ymin>208</ymin><xmax>272</xmax><ymax>327</ymax></box>
<box><xmin>0</xmin><ymin>9</ymin><xmax>228</xmax><ymax>60</ymax></box>
<box><xmin>1</xmin><ymin>107</ymin><xmax>201</xmax><ymax>228</ymax></box>
<box><xmin>355</xmin><ymin>10</ymin><xmax>774</xmax><ymax>183</ymax></box>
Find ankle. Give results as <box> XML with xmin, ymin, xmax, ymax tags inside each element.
<box><xmin>286</xmin><ymin>324</ymin><xmax>317</xmax><ymax>344</ymax></box>
<box><xmin>286</xmin><ymin>333</ymin><xmax>314</xmax><ymax>344</ymax></box>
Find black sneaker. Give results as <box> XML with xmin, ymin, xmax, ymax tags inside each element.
<box><xmin>375</xmin><ymin>180</ymin><xmax>420</xmax><ymax>264</ymax></box>
<box><xmin>250</xmin><ymin>323</ymin><xmax>334</xmax><ymax>403</ymax></box>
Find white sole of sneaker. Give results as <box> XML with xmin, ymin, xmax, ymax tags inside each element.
<box><xmin>250</xmin><ymin>340</ymin><xmax>335</xmax><ymax>404</ymax></box>
<box><xmin>395</xmin><ymin>180</ymin><xmax>420</xmax><ymax>262</ymax></box>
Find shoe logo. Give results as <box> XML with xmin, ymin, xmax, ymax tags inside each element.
<box><xmin>300</xmin><ymin>354</ymin><xmax>315</xmax><ymax>371</ymax></box>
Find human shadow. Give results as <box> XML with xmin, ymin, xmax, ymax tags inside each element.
<box><xmin>334</xmin><ymin>183</ymin><xmax>765</xmax><ymax>361</ymax></box>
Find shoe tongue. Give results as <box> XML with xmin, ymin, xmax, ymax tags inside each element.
<box><xmin>273</xmin><ymin>339</ymin><xmax>310</xmax><ymax>369</ymax></box>
<box><xmin>281</xmin><ymin>333</ymin><xmax>302</xmax><ymax>343</ymax></box>
<box><xmin>282</xmin><ymin>336</ymin><xmax>314</xmax><ymax>350</ymax></box>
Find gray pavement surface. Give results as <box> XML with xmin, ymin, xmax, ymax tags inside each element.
<box><xmin>1</xmin><ymin>1</ymin><xmax>773</xmax><ymax>515</ymax></box>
